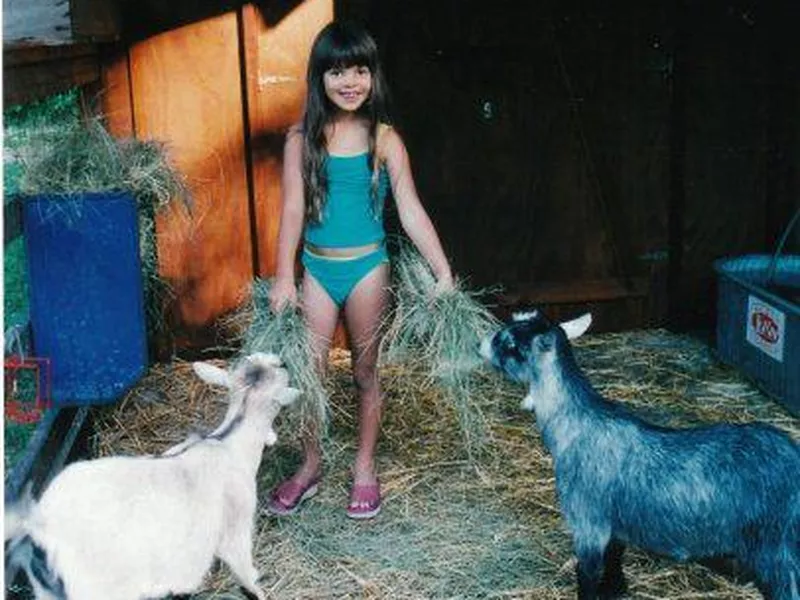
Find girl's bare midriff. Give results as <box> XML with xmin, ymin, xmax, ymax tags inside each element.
<box><xmin>304</xmin><ymin>241</ymin><xmax>380</xmax><ymax>259</ymax></box>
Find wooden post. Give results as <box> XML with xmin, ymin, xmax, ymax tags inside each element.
<box><xmin>667</xmin><ymin>0</ymin><xmax>687</xmax><ymax>329</ymax></box>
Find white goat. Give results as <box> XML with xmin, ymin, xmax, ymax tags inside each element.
<box><xmin>5</xmin><ymin>352</ymin><xmax>300</xmax><ymax>600</ymax></box>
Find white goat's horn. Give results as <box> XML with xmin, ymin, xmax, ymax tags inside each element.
<box><xmin>512</xmin><ymin>309</ymin><xmax>539</xmax><ymax>322</ymax></box>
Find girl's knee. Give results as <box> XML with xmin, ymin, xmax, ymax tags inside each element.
<box><xmin>353</xmin><ymin>367</ymin><xmax>379</xmax><ymax>394</ymax></box>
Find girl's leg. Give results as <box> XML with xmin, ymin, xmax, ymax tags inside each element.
<box><xmin>270</xmin><ymin>272</ymin><xmax>339</xmax><ymax>509</ymax></box>
<box><xmin>343</xmin><ymin>263</ymin><xmax>390</xmax><ymax>490</ymax></box>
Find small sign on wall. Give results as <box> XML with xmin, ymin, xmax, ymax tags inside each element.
<box><xmin>746</xmin><ymin>295</ymin><xmax>786</xmax><ymax>362</ymax></box>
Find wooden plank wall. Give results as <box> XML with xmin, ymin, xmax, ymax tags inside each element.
<box><xmin>242</xmin><ymin>1</ymin><xmax>333</xmax><ymax>276</ymax></box>
<box><xmin>4</xmin><ymin>44</ymin><xmax>101</xmax><ymax>106</ymax></box>
<box><xmin>130</xmin><ymin>13</ymin><xmax>252</xmax><ymax>350</ymax></box>
<box><xmin>671</xmin><ymin>0</ymin><xmax>800</xmax><ymax>327</ymax></box>
<box><xmin>101</xmin><ymin>0</ymin><xmax>332</xmax><ymax>354</ymax></box>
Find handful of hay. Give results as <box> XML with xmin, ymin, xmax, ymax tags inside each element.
<box><xmin>227</xmin><ymin>278</ymin><xmax>329</xmax><ymax>434</ymax></box>
<box><xmin>381</xmin><ymin>238</ymin><xmax>501</xmax><ymax>457</ymax></box>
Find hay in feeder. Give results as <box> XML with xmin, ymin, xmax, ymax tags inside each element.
<box><xmin>16</xmin><ymin>116</ymin><xmax>189</xmax><ymax>209</ymax></box>
<box><xmin>14</xmin><ymin>115</ymin><xmax>191</xmax><ymax>350</ymax></box>
<box><xmin>89</xmin><ymin>328</ymin><xmax>797</xmax><ymax>600</ymax></box>
<box><xmin>222</xmin><ymin>278</ymin><xmax>329</xmax><ymax>435</ymax></box>
<box><xmin>381</xmin><ymin>237</ymin><xmax>501</xmax><ymax>457</ymax></box>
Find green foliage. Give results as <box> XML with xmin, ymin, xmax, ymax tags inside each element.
<box><xmin>4</xmin><ymin>421</ymin><xmax>40</xmax><ymax>478</ymax></box>
<box><xmin>3</xmin><ymin>238</ymin><xmax>29</xmax><ymax>330</ymax></box>
<box><xmin>4</xmin><ymin>90</ymin><xmax>79</xmax><ymax>332</ymax></box>
<box><xmin>4</xmin><ymin>89</ymin><xmax>79</xmax><ymax>128</ymax></box>
<box><xmin>4</xmin><ymin>90</ymin><xmax>80</xmax><ymax>197</ymax></box>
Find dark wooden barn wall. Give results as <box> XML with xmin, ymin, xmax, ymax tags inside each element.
<box><xmin>85</xmin><ymin>0</ymin><xmax>798</xmax><ymax>352</ymax></box>
<box><xmin>342</xmin><ymin>0</ymin><xmax>800</xmax><ymax>331</ymax></box>
<box><xmin>671</xmin><ymin>0</ymin><xmax>799</xmax><ymax>328</ymax></box>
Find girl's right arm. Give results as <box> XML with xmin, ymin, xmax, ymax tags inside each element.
<box><xmin>270</xmin><ymin>125</ymin><xmax>305</xmax><ymax>311</ymax></box>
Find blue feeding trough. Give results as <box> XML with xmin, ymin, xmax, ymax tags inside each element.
<box><xmin>22</xmin><ymin>191</ymin><xmax>148</xmax><ymax>406</ymax></box>
<box><xmin>714</xmin><ymin>211</ymin><xmax>800</xmax><ymax>416</ymax></box>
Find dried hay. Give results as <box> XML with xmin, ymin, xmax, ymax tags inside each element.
<box><xmin>221</xmin><ymin>278</ymin><xmax>329</xmax><ymax>435</ymax></box>
<box><xmin>380</xmin><ymin>238</ymin><xmax>502</xmax><ymax>458</ymax></box>
<box><xmin>16</xmin><ymin>116</ymin><xmax>189</xmax><ymax>210</ymax></box>
<box><xmin>90</xmin><ymin>329</ymin><xmax>798</xmax><ymax>599</ymax></box>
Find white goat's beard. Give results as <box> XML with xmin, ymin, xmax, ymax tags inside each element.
<box><xmin>265</xmin><ymin>428</ymin><xmax>278</xmax><ymax>446</ymax></box>
<box><xmin>521</xmin><ymin>392</ymin><xmax>536</xmax><ymax>411</ymax></box>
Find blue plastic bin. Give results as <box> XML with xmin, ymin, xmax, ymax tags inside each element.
<box><xmin>714</xmin><ymin>254</ymin><xmax>800</xmax><ymax>416</ymax></box>
<box><xmin>22</xmin><ymin>192</ymin><xmax>148</xmax><ymax>406</ymax></box>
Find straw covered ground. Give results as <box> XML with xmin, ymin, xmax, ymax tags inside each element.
<box><xmin>90</xmin><ymin>329</ymin><xmax>799</xmax><ymax>600</ymax></box>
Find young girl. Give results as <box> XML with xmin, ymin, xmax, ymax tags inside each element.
<box><xmin>267</xmin><ymin>20</ymin><xmax>453</xmax><ymax>519</ymax></box>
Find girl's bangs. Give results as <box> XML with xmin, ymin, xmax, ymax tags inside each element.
<box><xmin>324</xmin><ymin>40</ymin><xmax>375</xmax><ymax>71</ymax></box>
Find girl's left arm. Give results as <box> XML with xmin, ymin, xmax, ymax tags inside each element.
<box><xmin>383</xmin><ymin>127</ymin><xmax>454</xmax><ymax>290</ymax></box>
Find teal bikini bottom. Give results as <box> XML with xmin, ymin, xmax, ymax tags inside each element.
<box><xmin>302</xmin><ymin>244</ymin><xmax>389</xmax><ymax>307</ymax></box>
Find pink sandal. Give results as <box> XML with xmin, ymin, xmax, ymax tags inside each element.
<box><xmin>266</xmin><ymin>477</ymin><xmax>319</xmax><ymax>516</ymax></box>
<box><xmin>346</xmin><ymin>481</ymin><xmax>381</xmax><ymax>520</ymax></box>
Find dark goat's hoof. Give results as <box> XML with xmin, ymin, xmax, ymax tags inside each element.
<box><xmin>597</xmin><ymin>576</ymin><xmax>628</xmax><ymax>599</ymax></box>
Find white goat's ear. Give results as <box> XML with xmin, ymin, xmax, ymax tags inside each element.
<box><xmin>277</xmin><ymin>387</ymin><xmax>302</xmax><ymax>407</ymax></box>
<box><xmin>559</xmin><ymin>313</ymin><xmax>592</xmax><ymax>340</ymax></box>
<box><xmin>192</xmin><ymin>362</ymin><xmax>231</xmax><ymax>388</ymax></box>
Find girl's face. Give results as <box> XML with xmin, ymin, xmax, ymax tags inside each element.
<box><xmin>323</xmin><ymin>65</ymin><xmax>372</xmax><ymax>113</ymax></box>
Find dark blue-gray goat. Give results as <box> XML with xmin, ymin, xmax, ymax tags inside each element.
<box><xmin>480</xmin><ymin>310</ymin><xmax>800</xmax><ymax>600</ymax></box>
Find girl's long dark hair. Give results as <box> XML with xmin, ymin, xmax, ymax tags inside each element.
<box><xmin>301</xmin><ymin>21</ymin><xmax>391</xmax><ymax>222</ymax></box>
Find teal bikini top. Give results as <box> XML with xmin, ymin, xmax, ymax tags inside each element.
<box><xmin>304</xmin><ymin>153</ymin><xmax>390</xmax><ymax>248</ymax></box>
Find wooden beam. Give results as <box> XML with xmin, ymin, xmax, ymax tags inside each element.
<box><xmin>98</xmin><ymin>43</ymin><xmax>134</xmax><ymax>137</ymax></box>
<box><xmin>500</xmin><ymin>277</ymin><xmax>649</xmax><ymax>306</ymax></box>
<box><xmin>4</xmin><ymin>42</ymin><xmax>97</xmax><ymax>67</ymax></box>
<box><xmin>70</xmin><ymin>0</ymin><xmax>122</xmax><ymax>42</ymax></box>
<box><xmin>3</xmin><ymin>43</ymin><xmax>100</xmax><ymax>106</ymax></box>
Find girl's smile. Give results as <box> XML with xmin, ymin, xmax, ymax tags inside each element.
<box><xmin>324</xmin><ymin>65</ymin><xmax>372</xmax><ymax>112</ymax></box>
